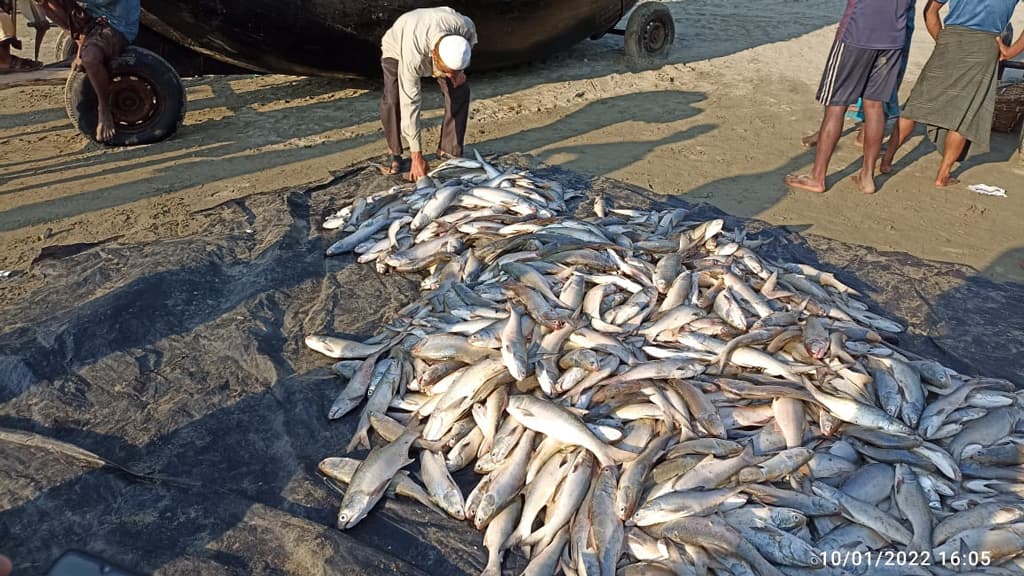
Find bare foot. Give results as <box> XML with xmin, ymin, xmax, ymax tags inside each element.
<box><xmin>879</xmin><ymin>159</ymin><xmax>894</xmax><ymax>174</ymax></box>
<box><xmin>96</xmin><ymin>107</ymin><xmax>116</xmax><ymax>142</ymax></box>
<box><xmin>784</xmin><ymin>173</ymin><xmax>826</xmax><ymax>193</ymax></box>
<box><xmin>935</xmin><ymin>176</ymin><xmax>960</xmax><ymax>188</ymax></box>
<box><xmin>801</xmin><ymin>132</ymin><xmax>820</xmax><ymax>148</ymax></box>
<box><xmin>852</xmin><ymin>172</ymin><xmax>876</xmax><ymax>194</ymax></box>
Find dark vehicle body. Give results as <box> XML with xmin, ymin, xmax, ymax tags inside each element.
<box><xmin>139</xmin><ymin>0</ymin><xmax>642</xmax><ymax>77</ymax></box>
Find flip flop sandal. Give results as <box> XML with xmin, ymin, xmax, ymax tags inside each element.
<box><xmin>376</xmin><ymin>154</ymin><xmax>403</xmax><ymax>175</ymax></box>
<box><xmin>0</xmin><ymin>55</ymin><xmax>44</xmax><ymax>74</ymax></box>
<box><xmin>436</xmin><ymin>150</ymin><xmax>458</xmax><ymax>161</ymax></box>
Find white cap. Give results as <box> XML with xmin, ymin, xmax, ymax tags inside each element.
<box><xmin>437</xmin><ymin>35</ymin><xmax>472</xmax><ymax>71</ymax></box>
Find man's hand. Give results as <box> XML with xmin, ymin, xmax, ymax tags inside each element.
<box><xmin>999</xmin><ymin>36</ymin><xmax>1024</xmax><ymax>62</ymax></box>
<box><xmin>408</xmin><ymin>152</ymin><xmax>429</xmax><ymax>181</ymax></box>
<box><xmin>999</xmin><ymin>38</ymin><xmax>1012</xmax><ymax>61</ymax></box>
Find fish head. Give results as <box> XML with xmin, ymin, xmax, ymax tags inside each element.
<box><xmin>774</xmin><ymin>508</ymin><xmax>807</xmax><ymax>529</ymax></box>
<box><xmin>474</xmin><ymin>494</ymin><xmax>496</xmax><ymax>530</ymax></box>
<box><xmin>818</xmin><ymin>412</ymin><xmax>841</xmax><ymax>436</ymax></box>
<box><xmin>616</xmin><ymin>486</ymin><xmax>637</xmax><ymax>521</ymax></box>
<box><xmin>443</xmin><ymin>492</ymin><xmax>466</xmax><ymax>520</ymax></box>
<box><xmin>337</xmin><ymin>492</ymin><xmax>373</xmax><ymax>530</ymax></box>
<box><xmin>305</xmin><ymin>335</ymin><xmax>336</xmax><ymax>356</ymax></box>
<box><xmin>627</xmin><ymin>507</ymin><xmax>652</xmax><ymax>527</ymax></box>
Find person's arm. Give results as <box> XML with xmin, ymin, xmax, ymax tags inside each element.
<box><xmin>32</xmin><ymin>0</ymin><xmax>71</xmax><ymax>30</ymax></box>
<box><xmin>397</xmin><ymin>49</ymin><xmax>423</xmax><ymax>154</ymax></box>
<box><xmin>397</xmin><ymin>49</ymin><xmax>428</xmax><ymax>179</ymax></box>
<box><xmin>924</xmin><ymin>0</ymin><xmax>944</xmax><ymax>42</ymax></box>
<box><xmin>999</xmin><ymin>32</ymin><xmax>1024</xmax><ymax>61</ymax></box>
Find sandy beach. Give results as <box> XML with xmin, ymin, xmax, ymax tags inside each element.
<box><xmin>1</xmin><ymin>0</ymin><xmax>1023</xmax><ymax>288</ymax></box>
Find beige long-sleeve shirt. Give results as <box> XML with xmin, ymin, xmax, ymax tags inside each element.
<box><xmin>381</xmin><ymin>7</ymin><xmax>477</xmax><ymax>153</ymax></box>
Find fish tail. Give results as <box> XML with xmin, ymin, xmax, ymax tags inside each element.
<box><xmin>345</xmin><ymin>430</ymin><xmax>368</xmax><ymax>454</ymax></box>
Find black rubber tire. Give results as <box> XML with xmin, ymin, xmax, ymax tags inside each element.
<box><xmin>64</xmin><ymin>46</ymin><xmax>187</xmax><ymax>147</ymax></box>
<box><xmin>54</xmin><ymin>30</ymin><xmax>77</xmax><ymax>64</ymax></box>
<box><xmin>624</xmin><ymin>2</ymin><xmax>675</xmax><ymax>69</ymax></box>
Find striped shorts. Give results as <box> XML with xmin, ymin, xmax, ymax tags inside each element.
<box><xmin>816</xmin><ymin>39</ymin><xmax>903</xmax><ymax>107</ymax></box>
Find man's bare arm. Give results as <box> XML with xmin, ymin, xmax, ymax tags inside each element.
<box><xmin>32</xmin><ymin>0</ymin><xmax>70</xmax><ymax>30</ymax></box>
<box><xmin>924</xmin><ymin>0</ymin><xmax>943</xmax><ymax>42</ymax></box>
<box><xmin>1000</xmin><ymin>32</ymin><xmax>1024</xmax><ymax>61</ymax></box>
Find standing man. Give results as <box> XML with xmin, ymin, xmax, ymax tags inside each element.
<box><xmin>786</xmin><ymin>0</ymin><xmax>913</xmax><ymax>194</ymax></box>
<box><xmin>801</xmin><ymin>1</ymin><xmax>916</xmax><ymax>150</ymax></box>
<box><xmin>34</xmin><ymin>0</ymin><xmax>140</xmax><ymax>142</ymax></box>
<box><xmin>379</xmin><ymin>6</ymin><xmax>477</xmax><ymax>180</ymax></box>
<box><xmin>881</xmin><ymin>0</ymin><xmax>1021</xmax><ymax>186</ymax></box>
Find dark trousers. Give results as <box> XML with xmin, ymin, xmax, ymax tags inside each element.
<box><xmin>381</xmin><ymin>57</ymin><xmax>470</xmax><ymax>157</ymax></box>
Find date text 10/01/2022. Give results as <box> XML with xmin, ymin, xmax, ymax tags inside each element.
<box><xmin>820</xmin><ymin>550</ymin><xmax>992</xmax><ymax>569</ymax></box>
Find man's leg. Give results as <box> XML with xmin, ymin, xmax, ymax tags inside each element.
<box><xmin>78</xmin><ymin>41</ymin><xmax>115</xmax><ymax>141</ymax></box>
<box><xmin>935</xmin><ymin>130</ymin><xmax>966</xmax><ymax>187</ymax></box>
<box><xmin>785</xmin><ymin>105</ymin><xmax>845</xmax><ymax>193</ymax></box>
<box><xmin>880</xmin><ymin>116</ymin><xmax>915</xmax><ymax>173</ymax></box>
<box><xmin>436</xmin><ymin>74</ymin><xmax>470</xmax><ymax>158</ymax></box>
<box><xmin>855</xmin><ymin>99</ymin><xmax>884</xmax><ymax>194</ymax></box>
<box><xmin>379</xmin><ymin>58</ymin><xmax>403</xmax><ymax>173</ymax></box>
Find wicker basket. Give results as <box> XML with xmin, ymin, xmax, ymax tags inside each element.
<box><xmin>993</xmin><ymin>81</ymin><xmax>1024</xmax><ymax>133</ymax></box>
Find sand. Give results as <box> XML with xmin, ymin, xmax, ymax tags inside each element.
<box><xmin>1</xmin><ymin>0</ymin><xmax>1023</xmax><ymax>289</ymax></box>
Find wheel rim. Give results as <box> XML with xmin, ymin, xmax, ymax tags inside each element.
<box><xmin>110</xmin><ymin>74</ymin><xmax>160</xmax><ymax>133</ymax></box>
<box><xmin>641</xmin><ymin>16</ymin><xmax>671</xmax><ymax>53</ymax></box>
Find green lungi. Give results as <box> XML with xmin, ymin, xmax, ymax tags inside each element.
<box><xmin>902</xmin><ymin>26</ymin><xmax>1001</xmax><ymax>157</ymax></box>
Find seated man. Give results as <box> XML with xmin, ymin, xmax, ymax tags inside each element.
<box><xmin>34</xmin><ymin>0</ymin><xmax>140</xmax><ymax>141</ymax></box>
<box><xmin>1</xmin><ymin>1</ymin><xmax>44</xmax><ymax>73</ymax></box>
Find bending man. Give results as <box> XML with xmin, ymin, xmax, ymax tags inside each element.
<box><xmin>35</xmin><ymin>0</ymin><xmax>140</xmax><ymax>142</ymax></box>
<box><xmin>881</xmin><ymin>0</ymin><xmax>1021</xmax><ymax>186</ymax></box>
<box><xmin>379</xmin><ymin>6</ymin><xmax>477</xmax><ymax>180</ymax></box>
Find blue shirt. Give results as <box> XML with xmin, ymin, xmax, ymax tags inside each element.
<box><xmin>82</xmin><ymin>0</ymin><xmax>140</xmax><ymax>42</ymax></box>
<box><xmin>937</xmin><ymin>0</ymin><xmax>1019</xmax><ymax>34</ymax></box>
<box><xmin>840</xmin><ymin>0</ymin><xmax>914</xmax><ymax>49</ymax></box>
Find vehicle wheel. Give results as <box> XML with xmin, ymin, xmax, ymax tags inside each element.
<box><xmin>624</xmin><ymin>2</ymin><xmax>675</xmax><ymax>69</ymax></box>
<box><xmin>64</xmin><ymin>46</ymin><xmax>187</xmax><ymax>147</ymax></box>
<box><xmin>54</xmin><ymin>30</ymin><xmax>77</xmax><ymax>64</ymax></box>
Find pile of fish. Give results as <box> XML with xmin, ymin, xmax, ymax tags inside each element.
<box><xmin>306</xmin><ymin>152</ymin><xmax>1024</xmax><ymax>576</ymax></box>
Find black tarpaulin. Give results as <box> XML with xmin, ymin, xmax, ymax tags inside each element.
<box><xmin>1</xmin><ymin>155</ymin><xmax>1021</xmax><ymax>575</ymax></box>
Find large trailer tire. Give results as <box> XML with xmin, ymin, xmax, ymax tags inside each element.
<box><xmin>65</xmin><ymin>46</ymin><xmax>187</xmax><ymax>146</ymax></box>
